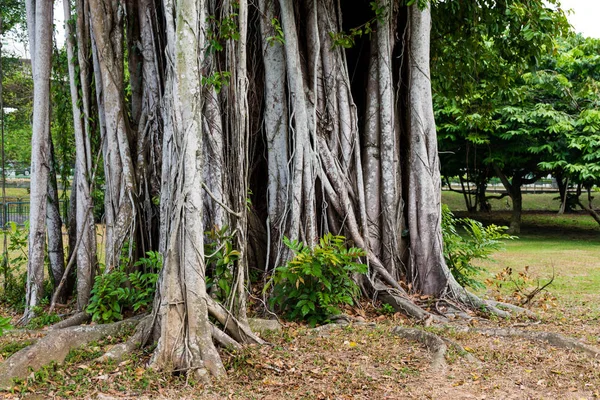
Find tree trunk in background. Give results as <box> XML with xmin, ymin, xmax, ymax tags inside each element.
<box><xmin>494</xmin><ymin>166</ymin><xmax>523</xmax><ymax>234</ymax></box>
<box><xmin>46</xmin><ymin>141</ymin><xmax>66</xmax><ymax>302</ymax></box>
<box><xmin>88</xmin><ymin>0</ymin><xmax>137</xmax><ymax>270</ymax></box>
<box><xmin>66</xmin><ymin>0</ymin><xmax>97</xmax><ymax>309</ymax></box>
<box><xmin>22</xmin><ymin>0</ymin><xmax>53</xmax><ymax>323</ymax></box>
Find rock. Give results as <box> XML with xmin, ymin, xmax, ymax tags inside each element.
<box><xmin>248</xmin><ymin>318</ymin><xmax>281</xmax><ymax>334</ymax></box>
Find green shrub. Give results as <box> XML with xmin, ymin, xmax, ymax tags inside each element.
<box><xmin>442</xmin><ymin>205</ymin><xmax>515</xmax><ymax>289</ymax></box>
<box><xmin>269</xmin><ymin>233</ymin><xmax>367</xmax><ymax>326</ymax></box>
<box><xmin>204</xmin><ymin>226</ymin><xmax>240</xmax><ymax>301</ymax></box>
<box><xmin>0</xmin><ymin>222</ymin><xmax>29</xmax><ymax>310</ymax></box>
<box><xmin>86</xmin><ymin>251</ymin><xmax>162</xmax><ymax>323</ymax></box>
<box><xmin>0</xmin><ymin>315</ymin><xmax>12</xmax><ymax>336</ymax></box>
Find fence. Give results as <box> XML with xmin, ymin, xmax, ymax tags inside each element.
<box><xmin>0</xmin><ymin>201</ymin><xmax>69</xmax><ymax>228</ymax></box>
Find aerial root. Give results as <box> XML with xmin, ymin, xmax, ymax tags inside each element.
<box><xmin>49</xmin><ymin>311</ymin><xmax>91</xmax><ymax>330</ymax></box>
<box><xmin>391</xmin><ymin>326</ymin><xmax>448</xmax><ymax>371</ymax></box>
<box><xmin>469</xmin><ymin>327</ymin><xmax>600</xmax><ymax>358</ymax></box>
<box><xmin>211</xmin><ymin>323</ymin><xmax>243</xmax><ymax>350</ymax></box>
<box><xmin>485</xmin><ymin>300</ymin><xmax>538</xmax><ymax>320</ymax></box>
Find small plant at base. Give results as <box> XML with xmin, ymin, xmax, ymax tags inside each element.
<box><xmin>205</xmin><ymin>226</ymin><xmax>239</xmax><ymax>302</ymax></box>
<box><xmin>379</xmin><ymin>303</ymin><xmax>395</xmax><ymax>315</ymax></box>
<box><xmin>442</xmin><ymin>204</ymin><xmax>515</xmax><ymax>289</ymax></box>
<box><xmin>25</xmin><ymin>305</ymin><xmax>61</xmax><ymax>330</ymax></box>
<box><xmin>87</xmin><ymin>251</ymin><xmax>162</xmax><ymax>323</ymax></box>
<box><xmin>268</xmin><ymin>233</ymin><xmax>367</xmax><ymax>327</ymax></box>
<box><xmin>86</xmin><ymin>267</ymin><xmax>128</xmax><ymax>323</ymax></box>
<box><xmin>0</xmin><ymin>316</ymin><xmax>12</xmax><ymax>336</ymax></box>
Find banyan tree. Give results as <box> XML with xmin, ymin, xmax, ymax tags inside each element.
<box><xmin>17</xmin><ymin>0</ymin><xmax>518</xmax><ymax>380</ymax></box>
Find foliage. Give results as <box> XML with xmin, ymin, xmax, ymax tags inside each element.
<box><xmin>0</xmin><ymin>222</ymin><xmax>29</xmax><ymax>310</ymax></box>
<box><xmin>378</xmin><ymin>303</ymin><xmax>395</xmax><ymax>315</ymax></box>
<box><xmin>0</xmin><ymin>315</ymin><xmax>12</xmax><ymax>336</ymax></box>
<box><xmin>86</xmin><ymin>251</ymin><xmax>162</xmax><ymax>323</ymax></box>
<box><xmin>269</xmin><ymin>233</ymin><xmax>367</xmax><ymax>327</ymax></box>
<box><xmin>201</xmin><ymin>71</ymin><xmax>231</xmax><ymax>94</ymax></box>
<box><xmin>265</xmin><ymin>17</ymin><xmax>285</xmax><ymax>46</ymax></box>
<box><xmin>25</xmin><ymin>305</ymin><xmax>61</xmax><ymax>330</ymax></box>
<box><xmin>329</xmin><ymin>1</ymin><xmax>386</xmax><ymax>48</ymax></box>
<box><xmin>204</xmin><ymin>226</ymin><xmax>240</xmax><ymax>302</ymax></box>
<box><xmin>442</xmin><ymin>205</ymin><xmax>515</xmax><ymax>289</ymax></box>
<box><xmin>0</xmin><ymin>339</ymin><xmax>31</xmax><ymax>357</ymax></box>
<box><xmin>86</xmin><ymin>268</ymin><xmax>128</xmax><ymax>323</ymax></box>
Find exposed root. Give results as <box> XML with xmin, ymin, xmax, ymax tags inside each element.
<box><xmin>446</xmin><ymin>280</ymin><xmax>511</xmax><ymax>319</ymax></box>
<box><xmin>0</xmin><ymin>316</ymin><xmax>143</xmax><ymax>389</ymax></box>
<box><xmin>471</xmin><ymin>327</ymin><xmax>600</xmax><ymax>358</ymax></box>
<box><xmin>96</xmin><ymin>315</ymin><xmax>153</xmax><ymax>363</ymax></box>
<box><xmin>49</xmin><ymin>311</ymin><xmax>91</xmax><ymax>330</ymax></box>
<box><xmin>206</xmin><ymin>297</ymin><xmax>266</xmax><ymax>345</ymax></box>
<box><xmin>211</xmin><ymin>323</ymin><xmax>243</xmax><ymax>350</ymax></box>
<box><xmin>485</xmin><ymin>299</ymin><xmax>538</xmax><ymax>320</ymax></box>
<box><xmin>391</xmin><ymin>326</ymin><xmax>448</xmax><ymax>371</ymax></box>
<box><xmin>439</xmin><ymin>337</ymin><xmax>480</xmax><ymax>364</ymax></box>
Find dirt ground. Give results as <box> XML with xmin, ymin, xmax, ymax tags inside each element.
<box><xmin>3</xmin><ymin>300</ymin><xmax>596</xmax><ymax>400</ymax></box>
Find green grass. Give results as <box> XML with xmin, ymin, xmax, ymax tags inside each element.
<box><xmin>474</xmin><ymin>236</ymin><xmax>600</xmax><ymax>299</ymax></box>
<box><xmin>442</xmin><ymin>190</ymin><xmax>566</xmax><ymax>212</ymax></box>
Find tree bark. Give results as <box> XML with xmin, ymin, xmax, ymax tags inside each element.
<box><xmin>65</xmin><ymin>0</ymin><xmax>97</xmax><ymax>309</ymax></box>
<box><xmin>151</xmin><ymin>0</ymin><xmax>225</xmax><ymax>379</ymax></box>
<box><xmin>46</xmin><ymin>141</ymin><xmax>66</xmax><ymax>302</ymax></box>
<box><xmin>405</xmin><ymin>3</ymin><xmax>449</xmax><ymax>296</ymax></box>
<box><xmin>22</xmin><ymin>0</ymin><xmax>54</xmax><ymax>323</ymax></box>
<box><xmin>88</xmin><ymin>0</ymin><xmax>137</xmax><ymax>270</ymax></box>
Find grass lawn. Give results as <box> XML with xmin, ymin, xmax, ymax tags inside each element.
<box><xmin>442</xmin><ymin>190</ymin><xmax>572</xmax><ymax>212</ymax></box>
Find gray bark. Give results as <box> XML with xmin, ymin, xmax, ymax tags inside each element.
<box><xmin>152</xmin><ymin>0</ymin><xmax>224</xmax><ymax>378</ymax></box>
<box><xmin>88</xmin><ymin>0</ymin><xmax>137</xmax><ymax>270</ymax></box>
<box><xmin>406</xmin><ymin>4</ymin><xmax>449</xmax><ymax>296</ymax></box>
<box><xmin>23</xmin><ymin>0</ymin><xmax>54</xmax><ymax>323</ymax></box>
<box><xmin>46</xmin><ymin>141</ymin><xmax>66</xmax><ymax>301</ymax></box>
<box><xmin>65</xmin><ymin>0</ymin><xmax>97</xmax><ymax>309</ymax></box>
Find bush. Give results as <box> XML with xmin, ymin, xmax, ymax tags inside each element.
<box><xmin>442</xmin><ymin>205</ymin><xmax>515</xmax><ymax>289</ymax></box>
<box><xmin>269</xmin><ymin>233</ymin><xmax>367</xmax><ymax>327</ymax></box>
<box><xmin>87</xmin><ymin>251</ymin><xmax>162</xmax><ymax>323</ymax></box>
<box><xmin>0</xmin><ymin>222</ymin><xmax>29</xmax><ymax>310</ymax></box>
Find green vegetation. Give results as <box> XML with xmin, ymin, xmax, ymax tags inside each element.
<box><xmin>269</xmin><ymin>234</ymin><xmax>367</xmax><ymax>327</ymax></box>
<box><xmin>441</xmin><ymin>205</ymin><xmax>515</xmax><ymax>289</ymax></box>
<box><xmin>86</xmin><ymin>251</ymin><xmax>162</xmax><ymax>323</ymax></box>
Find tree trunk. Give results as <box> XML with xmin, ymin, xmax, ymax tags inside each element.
<box><xmin>405</xmin><ymin>3</ymin><xmax>450</xmax><ymax>296</ymax></box>
<box><xmin>494</xmin><ymin>166</ymin><xmax>522</xmax><ymax>234</ymax></box>
<box><xmin>65</xmin><ymin>0</ymin><xmax>97</xmax><ymax>309</ymax></box>
<box><xmin>22</xmin><ymin>0</ymin><xmax>54</xmax><ymax>323</ymax></box>
<box><xmin>88</xmin><ymin>0</ymin><xmax>137</xmax><ymax>270</ymax></box>
<box><xmin>46</xmin><ymin>141</ymin><xmax>66</xmax><ymax>302</ymax></box>
<box><xmin>151</xmin><ymin>0</ymin><xmax>225</xmax><ymax>379</ymax></box>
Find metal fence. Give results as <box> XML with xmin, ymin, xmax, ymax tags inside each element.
<box><xmin>0</xmin><ymin>201</ymin><xmax>69</xmax><ymax>228</ymax></box>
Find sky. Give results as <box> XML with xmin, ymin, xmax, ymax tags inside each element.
<box><xmin>559</xmin><ymin>0</ymin><xmax>600</xmax><ymax>38</ymax></box>
<box><xmin>1</xmin><ymin>0</ymin><xmax>600</xmax><ymax>58</ymax></box>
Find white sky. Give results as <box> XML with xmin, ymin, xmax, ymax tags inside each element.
<box><xmin>559</xmin><ymin>0</ymin><xmax>600</xmax><ymax>38</ymax></box>
<box><xmin>1</xmin><ymin>0</ymin><xmax>599</xmax><ymax>58</ymax></box>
